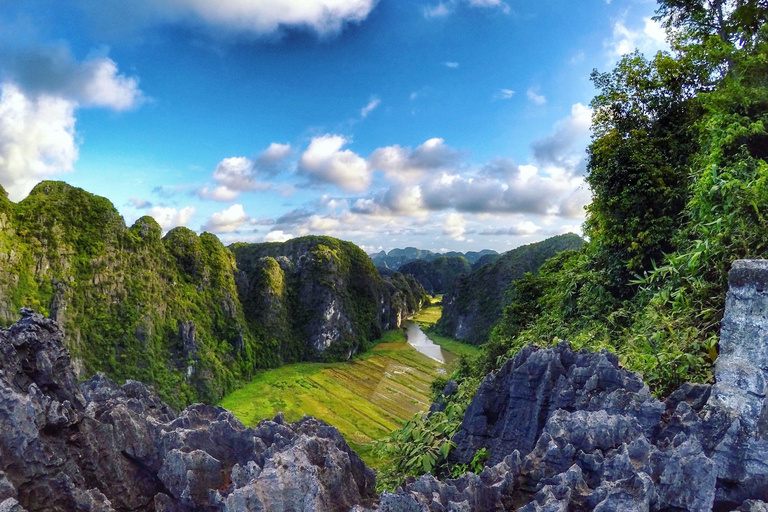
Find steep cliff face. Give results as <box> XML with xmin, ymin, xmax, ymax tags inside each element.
<box><xmin>398</xmin><ymin>256</ymin><xmax>471</xmax><ymax>295</ymax></box>
<box><xmin>232</xmin><ymin>236</ymin><xmax>427</xmax><ymax>362</ymax></box>
<box><xmin>436</xmin><ymin>233</ymin><xmax>584</xmax><ymax>345</ymax></box>
<box><xmin>0</xmin><ymin>182</ymin><xmax>259</xmax><ymax>407</ymax></box>
<box><xmin>0</xmin><ymin>182</ymin><xmax>425</xmax><ymax>406</ymax></box>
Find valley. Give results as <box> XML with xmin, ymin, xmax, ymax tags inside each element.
<box><xmin>220</xmin><ymin>301</ymin><xmax>470</xmax><ymax>467</ymax></box>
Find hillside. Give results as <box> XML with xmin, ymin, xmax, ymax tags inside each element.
<box><xmin>435</xmin><ymin>233</ymin><xmax>584</xmax><ymax>345</ymax></box>
<box><xmin>230</xmin><ymin>236</ymin><xmax>426</xmax><ymax>362</ymax></box>
<box><xmin>398</xmin><ymin>256</ymin><xmax>471</xmax><ymax>295</ymax></box>
<box><xmin>0</xmin><ymin>182</ymin><xmax>425</xmax><ymax>407</ymax></box>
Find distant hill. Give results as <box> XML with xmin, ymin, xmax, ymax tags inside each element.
<box><xmin>435</xmin><ymin>234</ymin><xmax>584</xmax><ymax>345</ymax></box>
<box><xmin>370</xmin><ymin>247</ymin><xmax>498</xmax><ymax>270</ymax></box>
<box><xmin>398</xmin><ymin>256</ymin><xmax>472</xmax><ymax>295</ymax></box>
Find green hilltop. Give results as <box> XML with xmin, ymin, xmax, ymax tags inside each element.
<box><xmin>0</xmin><ymin>182</ymin><xmax>425</xmax><ymax>408</ymax></box>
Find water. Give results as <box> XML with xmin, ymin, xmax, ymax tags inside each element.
<box><xmin>404</xmin><ymin>322</ymin><xmax>451</xmax><ymax>364</ymax></box>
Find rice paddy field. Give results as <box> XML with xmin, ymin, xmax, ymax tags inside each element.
<box><xmin>219</xmin><ymin>298</ymin><xmax>478</xmax><ymax>466</ymax></box>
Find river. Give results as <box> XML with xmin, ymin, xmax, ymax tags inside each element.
<box><xmin>404</xmin><ymin>321</ymin><xmax>454</xmax><ymax>364</ymax></box>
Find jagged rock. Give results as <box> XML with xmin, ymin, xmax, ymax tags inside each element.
<box><xmin>0</xmin><ymin>310</ymin><xmax>376</xmax><ymax>512</ymax></box>
<box><xmin>365</xmin><ymin>260</ymin><xmax>768</xmax><ymax>512</ymax></box>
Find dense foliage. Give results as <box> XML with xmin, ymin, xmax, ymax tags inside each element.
<box><xmin>435</xmin><ymin>233</ymin><xmax>584</xmax><ymax>345</ymax></box>
<box><xmin>0</xmin><ymin>190</ymin><xmax>425</xmax><ymax>408</ymax></box>
<box><xmin>375</xmin><ymin>0</ymin><xmax>768</xmax><ymax>488</ymax></box>
<box><xmin>398</xmin><ymin>256</ymin><xmax>471</xmax><ymax>295</ymax></box>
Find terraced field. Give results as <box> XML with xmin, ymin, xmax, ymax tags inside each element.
<box><xmin>219</xmin><ymin>330</ymin><xmax>447</xmax><ymax>464</ymax></box>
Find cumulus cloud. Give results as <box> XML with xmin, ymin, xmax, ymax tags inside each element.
<box><xmin>351</xmin><ymin>103</ymin><xmax>593</xmax><ymax>221</ymax></box>
<box><xmin>527</xmin><ymin>87</ymin><xmax>546</xmax><ymax>106</ymax></box>
<box><xmin>531</xmin><ymin>103</ymin><xmax>591</xmax><ymax>169</ymax></box>
<box><xmin>480</xmin><ymin>220</ymin><xmax>541</xmax><ymax>236</ymax></box>
<box><xmin>0</xmin><ymin>83</ymin><xmax>77</xmax><ymax>201</ymax></box>
<box><xmin>360</xmin><ymin>97</ymin><xmax>380</xmax><ymax>118</ymax></box>
<box><xmin>1</xmin><ymin>45</ymin><xmax>143</xmax><ymax>111</ymax></box>
<box><xmin>149</xmin><ymin>206</ymin><xmax>196</xmax><ymax>230</ymax></box>
<box><xmin>443</xmin><ymin>61</ymin><xmax>460</xmax><ymax>69</ymax></box>
<box><xmin>202</xmin><ymin>203</ymin><xmax>250</xmax><ymax>233</ymax></box>
<box><xmin>264</xmin><ymin>230</ymin><xmax>293</xmax><ymax>242</ymax></box>
<box><xmin>200</xmin><ymin>143</ymin><xmax>291</xmax><ymax>201</ymax></box>
<box><xmin>0</xmin><ymin>43</ymin><xmax>143</xmax><ymax>201</ymax></box>
<box><xmin>443</xmin><ymin>212</ymin><xmax>466</xmax><ymax>240</ymax></box>
<box><xmin>607</xmin><ymin>17</ymin><xmax>668</xmax><ymax>60</ymax></box>
<box><xmin>369</xmin><ymin>137</ymin><xmax>460</xmax><ymax>183</ymax></box>
<box><xmin>79</xmin><ymin>0</ymin><xmax>377</xmax><ymax>37</ymax></box>
<box><xmin>299</xmin><ymin>134</ymin><xmax>370</xmax><ymax>192</ymax></box>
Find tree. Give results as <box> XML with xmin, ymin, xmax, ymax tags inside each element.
<box><xmin>584</xmin><ymin>50</ymin><xmax>703</xmax><ymax>296</ymax></box>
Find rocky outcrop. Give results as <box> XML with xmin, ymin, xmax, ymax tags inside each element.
<box><xmin>436</xmin><ymin>234</ymin><xmax>583</xmax><ymax>345</ymax></box>
<box><xmin>232</xmin><ymin>237</ymin><xmax>426</xmax><ymax>362</ymax></box>
<box><xmin>0</xmin><ymin>309</ymin><xmax>375</xmax><ymax>512</ymax></box>
<box><xmin>364</xmin><ymin>260</ymin><xmax>768</xmax><ymax>511</ymax></box>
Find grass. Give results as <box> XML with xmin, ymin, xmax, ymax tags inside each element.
<box><xmin>220</xmin><ymin>329</ymin><xmax>445</xmax><ymax>468</ymax></box>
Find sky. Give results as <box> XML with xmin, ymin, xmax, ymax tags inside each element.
<box><xmin>0</xmin><ymin>0</ymin><xmax>668</xmax><ymax>254</ymax></box>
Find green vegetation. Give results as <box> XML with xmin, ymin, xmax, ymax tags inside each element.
<box><xmin>220</xmin><ymin>329</ymin><xmax>445</xmax><ymax>468</ymax></box>
<box><xmin>376</xmin><ymin>0</ymin><xmax>768</xmax><ymax>488</ymax></box>
<box><xmin>0</xmin><ymin>193</ymin><xmax>425</xmax><ymax>409</ymax></box>
<box><xmin>398</xmin><ymin>256</ymin><xmax>471</xmax><ymax>295</ymax></box>
<box><xmin>435</xmin><ymin>233</ymin><xmax>584</xmax><ymax>345</ymax></box>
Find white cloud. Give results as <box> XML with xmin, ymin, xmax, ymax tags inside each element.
<box><xmin>81</xmin><ymin>0</ymin><xmax>377</xmax><ymax>36</ymax></box>
<box><xmin>0</xmin><ymin>83</ymin><xmax>77</xmax><ymax>201</ymax></box>
<box><xmin>200</xmin><ymin>143</ymin><xmax>291</xmax><ymax>201</ymax></box>
<box><xmin>607</xmin><ymin>17</ymin><xmax>668</xmax><ymax>60</ymax></box>
<box><xmin>369</xmin><ymin>137</ymin><xmax>460</xmax><ymax>184</ymax></box>
<box><xmin>531</xmin><ymin>102</ymin><xmax>592</xmax><ymax>169</ymax></box>
<box><xmin>3</xmin><ymin>45</ymin><xmax>143</xmax><ymax>111</ymax></box>
<box><xmin>480</xmin><ymin>220</ymin><xmax>541</xmax><ymax>236</ymax></box>
<box><xmin>424</xmin><ymin>3</ymin><xmax>451</xmax><ymax>18</ymax></box>
<box><xmin>264</xmin><ymin>230</ymin><xmax>293</xmax><ymax>242</ymax></box>
<box><xmin>202</xmin><ymin>203</ymin><xmax>250</xmax><ymax>233</ymax></box>
<box><xmin>443</xmin><ymin>212</ymin><xmax>466</xmax><ymax>240</ymax></box>
<box><xmin>493</xmin><ymin>88</ymin><xmax>515</xmax><ymax>101</ymax></box>
<box><xmin>198</xmin><ymin>185</ymin><xmax>240</xmax><ymax>202</ymax></box>
<box><xmin>149</xmin><ymin>206</ymin><xmax>196</xmax><ymax>230</ymax></box>
<box><xmin>527</xmin><ymin>87</ymin><xmax>546</xmax><ymax>106</ymax></box>
<box><xmin>255</xmin><ymin>142</ymin><xmax>291</xmax><ymax>170</ymax></box>
<box><xmin>443</xmin><ymin>61</ymin><xmax>460</xmax><ymax>69</ymax></box>
<box><xmin>360</xmin><ymin>97</ymin><xmax>380</xmax><ymax>118</ymax></box>
<box><xmin>424</xmin><ymin>0</ymin><xmax>509</xmax><ymax>18</ymax></box>
<box><xmin>299</xmin><ymin>134</ymin><xmax>370</xmax><ymax>191</ymax></box>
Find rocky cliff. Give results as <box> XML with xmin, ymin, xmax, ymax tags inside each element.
<box><xmin>3</xmin><ymin>261</ymin><xmax>768</xmax><ymax>511</ymax></box>
<box><xmin>361</xmin><ymin>260</ymin><xmax>768</xmax><ymax>511</ymax></box>
<box><xmin>231</xmin><ymin>236</ymin><xmax>426</xmax><ymax>362</ymax></box>
<box><xmin>0</xmin><ymin>182</ymin><xmax>425</xmax><ymax>406</ymax></box>
<box><xmin>436</xmin><ymin>233</ymin><xmax>584</xmax><ymax>345</ymax></box>
<box><xmin>0</xmin><ymin>309</ymin><xmax>376</xmax><ymax>512</ymax></box>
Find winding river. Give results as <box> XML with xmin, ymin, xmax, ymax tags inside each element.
<box><xmin>404</xmin><ymin>321</ymin><xmax>453</xmax><ymax>364</ymax></box>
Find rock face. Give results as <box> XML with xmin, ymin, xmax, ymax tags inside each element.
<box><xmin>0</xmin><ymin>309</ymin><xmax>375</xmax><ymax>512</ymax></box>
<box><xmin>365</xmin><ymin>261</ymin><xmax>768</xmax><ymax>511</ymax></box>
<box><xmin>436</xmin><ymin>233</ymin><xmax>584</xmax><ymax>345</ymax></box>
<box><xmin>232</xmin><ymin>236</ymin><xmax>426</xmax><ymax>362</ymax></box>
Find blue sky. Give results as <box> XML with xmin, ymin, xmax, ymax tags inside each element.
<box><xmin>0</xmin><ymin>0</ymin><xmax>667</xmax><ymax>253</ymax></box>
